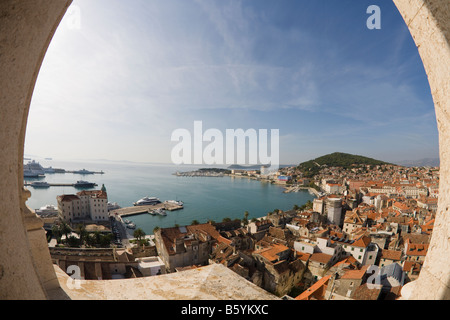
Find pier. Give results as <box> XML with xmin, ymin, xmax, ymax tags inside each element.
<box><xmin>112</xmin><ymin>202</ymin><xmax>183</xmax><ymax>217</ymax></box>
<box><xmin>24</xmin><ymin>182</ymin><xmax>98</xmax><ymax>188</ymax></box>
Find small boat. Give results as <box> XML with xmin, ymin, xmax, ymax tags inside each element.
<box><xmin>123</xmin><ymin>219</ymin><xmax>131</xmax><ymax>224</ymax></box>
<box><xmin>155</xmin><ymin>208</ymin><xmax>167</xmax><ymax>216</ymax></box>
<box><xmin>148</xmin><ymin>209</ymin><xmax>157</xmax><ymax>216</ymax></box>
<box><xmin>126</xmin><ymin>223</ymin><xmax>136</xmax><ymax>229</ymax></box>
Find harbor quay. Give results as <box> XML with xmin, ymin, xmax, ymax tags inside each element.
<box><xmin>112</xmin><ymin>202</ymin><xmax>183</xmax><ymax>218</ymax></box>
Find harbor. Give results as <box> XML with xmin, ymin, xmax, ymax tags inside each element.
<box><xmin>111</xmin><ymin>201</ymin><xmax>184</xmax><ymax>218</ymax></box>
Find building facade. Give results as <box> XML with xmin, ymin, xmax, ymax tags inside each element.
<box><xmin>57</xmin><ymin>190</ymin><xmax>108</xmax><ymax>223</ymax></box>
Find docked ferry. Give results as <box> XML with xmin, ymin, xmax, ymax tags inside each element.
<box><xmin>30</xmin><ymin>181</ymin><xmax>50</xmax><ymax>188</ymax></box>
<box><xmin>74</xmin><ymin>180</ymin><xmax>97</xmax><ymax>188</ymax></box>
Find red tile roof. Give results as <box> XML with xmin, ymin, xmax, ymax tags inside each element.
<box><xmin>295</xmin><ymin>275</ymin><xmax>332</xmax><ymax>300</ymax></box>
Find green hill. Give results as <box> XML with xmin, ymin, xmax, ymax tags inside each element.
<box><xmin>298</xmin><ymin>152</ymin><xmax>391</xmax><ymax>178</ymax></box>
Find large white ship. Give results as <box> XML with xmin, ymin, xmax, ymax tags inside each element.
<box><xmin>133</xmin><ymin>196</ymin><xmax>161</xmax><ymax>206</ymax></box>
<box><xmin>23</xmin><ymin>160</ymin><xmax>45</xmax><ymax>177</ymax></box>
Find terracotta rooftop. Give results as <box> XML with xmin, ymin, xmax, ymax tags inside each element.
<box><xmin>255</xmin><ymin>244</ymin><xmax>289</xmax><ymax>263</ymax></box>
<box><xmin>77</xmin><ymin>190</ymin><xmax>107</xmax><ymax>199</ymax></box>
<box><xmin>295</xmin><ymin>275</ymin><xmax>332</xmax><ymax>300</ymax></box>
<box><xmin>381</xmin><ymin>249</ymin><xmax>403</xmax><ymax>261</ymax></box>
<box><xmin>57</xmin><ymin>194</ymin><xmax>80</xmax><ymax>202</ymax></box>
<box><xmin>341</xmin><ymin>265</ymin><xmax>369</xmax><ymax>280</ymax></box>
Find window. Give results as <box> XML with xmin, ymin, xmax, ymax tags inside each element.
<box><xmin>358</xmin><ymin>255</ymin><xmax>362</xmax><ymax>259</ymax></box>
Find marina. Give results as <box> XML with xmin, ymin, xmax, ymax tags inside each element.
<box><xmin>112</xmin><ymin>201</ymin><xmax>184</xmax><ymax>218</ymax></box>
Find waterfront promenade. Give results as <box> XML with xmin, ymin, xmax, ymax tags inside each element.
<box><xmin>283</xmin><ymin>185</ymin><xmax>321</xmax><ymax>197</ymax></box>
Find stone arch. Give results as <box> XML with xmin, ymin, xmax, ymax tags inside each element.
<box><xmin>0</xmin><ymin>0</ymin><xmax>448</xmax><ymax>299</ymax></box>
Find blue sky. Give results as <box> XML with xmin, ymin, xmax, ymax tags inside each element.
<box><xmin>25</xmin><ymin>0</ymin><xmax>438</xmax><ymax>165</ymax></box>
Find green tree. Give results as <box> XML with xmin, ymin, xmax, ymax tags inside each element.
<box><xmin>243</xmin><ymin>211</ymin><xmax>250</xmax><ymax>226</ymax></box>
<box><xmin>60</xmin><ymin>221</ymin><xmax>72</xmax><ymax>242</ymax></box>
<box><xmin>74</xmin><ymin>224</ymin><xmax>87</xmax><ymax>245</ymax></box>
<box><xmin>52</xmin><ymin>224</ymin><xmax>62</xmax><ymax>244</ymax></box>
<box><xmin>191</xmin><ymin>219</ymin><xmax>200</xmax><ymax>225</ymax></box>
<box><xmin>133</xmin><ymin>228</ymin><xmax>146</xmax><ymax>241</ymax></box>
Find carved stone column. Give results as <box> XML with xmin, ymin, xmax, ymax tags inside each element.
<box><xmin>0</xmin><ymin>0</ymin><xmax>72</xmax><ymax>299</ymax></box>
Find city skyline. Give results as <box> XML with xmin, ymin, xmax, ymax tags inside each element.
<box><xmin>24</xmin><ymin>0</ymin><xmax>438</xmax><ymax>166</ymax></box>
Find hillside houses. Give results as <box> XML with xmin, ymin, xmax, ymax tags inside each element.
<box><xmin>149</xmin><ymin>162</ymin><xmax>438</xmax><ymax>300</ymax></box>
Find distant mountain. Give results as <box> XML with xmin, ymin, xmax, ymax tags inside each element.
<box><xmin>297</xmin><ymin>152</ymin><xmax>391</xmax><ymax>178</ymax></box>
<box><xmin>396</xmin><ymin>158</ymin><xmax>440</xmax><ymax>167</ymax></box>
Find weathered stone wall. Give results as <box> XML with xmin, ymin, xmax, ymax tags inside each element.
<box><xmin>0</xmin><ymin>0</ymin><xmax>73</xmax><ymax>299</ymax></box>
<box><xmin>393</xmin><ymin>0</ymin><xmax>450</xmax><ymax>299</ymax></box>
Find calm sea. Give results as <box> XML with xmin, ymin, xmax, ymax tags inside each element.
<box><xmin>25</xmin><ymin>159</ymin><xmax>315</xmax><ymax>235</ymax></box>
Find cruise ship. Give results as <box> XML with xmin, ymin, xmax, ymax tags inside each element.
<box><xmin>133</xmin><ymin>196</ymin><xmax>161</xmax><ymax>206</ymax></box>
<box><xmin>23</xmin><ymin>160</ymin><xmax>45</xmax><ymax>177</ymax></box>
<box><xmin>35</xmin><ymin>204</ymin><xmax>58</xmax><ymax>216</ymax></box>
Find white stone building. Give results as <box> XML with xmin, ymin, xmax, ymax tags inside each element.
<box><xmin>57</xmin><ymin>189</ymin><xmax>109</xmax><ymax>223</ymax></box>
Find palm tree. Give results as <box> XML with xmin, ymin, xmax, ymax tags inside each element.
<box><xmin>51</xmin><ymin>224</ymin><xmax>62</xmax><ymax>244</ymax></box>
<box><xmin>60</xmin><ymin>221</ymin><xmax>72</xmax><ymax>242</ymax></box>
<box><xmin>243</xmin><ymin>211</ymin><xmax>249</xmax><ymax>226</ymax></box>
<box><xmin>191</xmin><ymin>219</ymin><xmax>200</xmax><ymax>225</ymax></box>
<box><xmin>133</xmin><ymin>228</ymin><xmax>146</xmax><ymax>242</ymax></box>
<box><xmin>74</xmin><ymin>223</ymin><xmax>87</xmax><ymax>245</ymax></box>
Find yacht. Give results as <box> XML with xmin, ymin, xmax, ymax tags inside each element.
<box><xmin>44</xmin><ymin>166</ymin><xmax>55</xmax><ymax>173</ymax></box>
<box><xmin>107</xmin><ymin>202</ymin><xmax>121</xmax><ymax>211</ymax></box>
<box><xmin>133</xmin><ymin>197</ymin><xmax>161</xmax><ymax>206</ymax></box>
<box><xmin>126</xmin><ymin>222</ymin><xmax>136</xmax><ymax>229</ymax></box>
<box><xmin>165</xmin><ymin>200</ymin><xmax>184</xmax><ymax>206</ymax></box>
<box><xmin>73</xmin><ymin>169</ymin><xmax>94</xmax><ymax>174</ymax></box>
<box><xmin>73</xmin><ymin>180</ymin><xmax>97</xmax><ymax>188</ymax></box>
<box><xmin>30</xmin><ymin>181</ymin><xmax>50</xmax><ymax>188</ymax></box>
